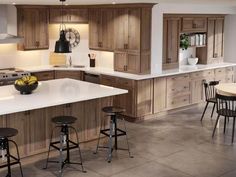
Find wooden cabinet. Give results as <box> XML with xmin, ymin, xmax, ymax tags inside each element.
<box><xmin>89</xmin><ymin>8</ymin><xmax>114</xmax><ymax>51</ymax></box>
<box><xmin>166</xmin><ymin>74</ymin><xmax>191</xmax><ymax>109</ymax></box>
<box><xmin>49</xmin><ymin>8</ymin><xmax>88</xmax><ymax>23</ymax></box>
<box><xmin>17</xmin><ymin>7</ymin><xmax>49</xmax><ymax>50</ymax></box>
<box><xmin>114</xmin><ymin>7</ymin><xmax>152</xmax><ymax>74</ymax></box>
<box><xmin>153</xmin><ymin>77</ymin><xmax>167</xmax><ymax>113</ymax></box>
<box><xmin>54</xmin><ymin>70</ymin><xmax>84</xmax><ymax>80</ymax></box>
<box><xmin>32</xmin><ymin>71</ymin><xmax>55</xmax><ymax>81</ymax></box>
<box><xmin>215</xmin><ymin>68</ymin><xmax>226</xmax><ymax>82</ymax></box>
<box><xmin>114</xmin><ymin>52</ymin><xmax>140</xmax><ymax>73</ymax></box>
<box><xmin>182</xmin><ymin>17</ymin><xmax>207</xmax><ymax>32</ymax></box>
<box><xmin>100</xmin><ymin>75</ymin><xmax>153</xmax><ymax>118</ymax></box>
<box><xmin>206</xmin><ymin>17</ymin><xmax>224</xmax><ymax>64</ymax></box>
<box><xmin>163</xmin><ymin>17</ymin><xmax>181</xmax><ymax>69</ymax></box>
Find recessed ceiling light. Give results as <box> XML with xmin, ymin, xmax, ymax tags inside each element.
<box><xmin>65</xmin><ymin>3</ymin><xmax>69</xmax><ymax>6</ymax></box>
<box><xmin>12</xmin><ymin>2</ymin><xmax>16</xmax><ymax>5</ymax></box>
<box><xmin>112</xmin><ymin>1</ymin><xmax>116</xmax><ymax>5</ymax></box>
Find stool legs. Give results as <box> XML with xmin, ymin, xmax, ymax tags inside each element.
<box><xmin>122</xmin><ymin>118</ymin><xmax>133</xmax><ymax>158</ymax></box>
<box><xmin>95</xmin><ymin>114</ymin><xmax>133</xmax><ymax>163</ymax></box>
<box><xmin>108</xmin><ymin>118</ymin><xmax>113</xmax><ymax>163</ymax></box>
<box><xmin>69</xmin><ymin>126</ymin><xmax>86</xmax><ymax>173</ymax></box>
<box><xmin>44</xmin><ymin>125</ymin><xmax>85</xmax><ymax>175</ymax></box>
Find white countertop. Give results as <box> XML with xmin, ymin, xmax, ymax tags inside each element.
<box><xmin>0</xmin><ymin>78</ymin><xmax>128</xmax><ymax>116</ymax></box>
<box><xmin>19</xmin><ymin>62</ymin><xmax>236</xmax><ymax>80</ymax></box>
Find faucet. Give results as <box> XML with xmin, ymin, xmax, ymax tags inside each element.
<box><xmin>68</xmin><ymin>56</ymin><xmax>72</xmax><ymax>67</ymax></box>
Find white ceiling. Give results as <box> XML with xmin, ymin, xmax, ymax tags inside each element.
<box><xmin>0</xmin><ymin>0</ymin><xmax>236</xmax><ymax>6</ymax></box>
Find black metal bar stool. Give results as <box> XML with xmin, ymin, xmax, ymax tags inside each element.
<box><xmin>94</xmin><ymin>106</ymin><xmax>133</xmax><ymax>163</ymax></box>
<box><xmin>0</xmin><ymin>128</ymin><xmax>23</xmax><ymax>177</ymax></box>
<box><xmin>44</xmin><ymin>116</ymin><xmax>86</xmax><ymax>176</ymax></box>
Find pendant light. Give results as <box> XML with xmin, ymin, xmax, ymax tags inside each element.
<box><xmin>54</xmin><ymin>0</ymin><xmax>71</xmax><ymax>53</ymax></box>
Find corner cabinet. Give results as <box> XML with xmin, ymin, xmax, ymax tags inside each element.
<box><xmin>17</xmin><ymin>6</ymin><xmax>49</xmax><ymax>50</ymax></box>
<box><xmin>114</xmin><ymin>7</ymin><xmax>152</xmax><ymax>74</ymax></box>
<box><xmin>89</xmin><ymin>8</ymin><xmax>114</xmax><ymax>51</ymax></box>
<box><xmin>163</xmin><ymin>17</ymin><xmax>181</xmax><ymax>70</ymax></box>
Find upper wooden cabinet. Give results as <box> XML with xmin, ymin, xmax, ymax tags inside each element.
<box><xmin>207</xmin><ymin>17</ymin><xmax>224</xmax><ymax>63</ymax></box>
<box><xmin>114</xmin><ymin>7</ymin><xmax>152</xmax><ymax>74</ymax></box>
<box><xmin>163</xmin><ymin>17</ymin><xmax>181</xmax><ymax>70</ymax></box>
<box><xmin>17</xmin><ymin>7</ymin><xmax>49</xmax><ymax>50</ymax></box>
<box><xmin>89</xmin><ymin>8</ymin><xmax>114</xmax><ymax>51</ymax></box>
<box><xmin>49</xmin><ymin>8</ymin><xmax>88</xmax><ymax>23</ymax></box>
<box><xmin>114</xmin><ymin>8</ymin><xmax>141</xmax><ymax>52</ymax></box>
<box><xmin>182</xmin><ymin>17</ymin><xmax>207</xmax><ymax>32</ymax></box>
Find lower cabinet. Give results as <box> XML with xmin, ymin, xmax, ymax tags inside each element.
<box><xmin>100</xmin><ymin>75</ymin><xmax>153</xmax><ymax>118</ymax></box>
<box><xmin>153</xmin><ymin>77</ymin><xmax>166</xmax><ymax>113</ymax></box>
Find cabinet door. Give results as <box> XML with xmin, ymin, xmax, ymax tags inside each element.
<box><xmin>215</xmin><ymin>68</ymin><xmax>226</xmax><ymax>82</ymax></box>
<box><xmin>36</xmin><ymin>8</ymin><xmax>49</xmax><ymax>49</ymax></box>
<box><xmin>214</xmin><ymin>18</ymin><xmax>224</xmax><ymax>59</ymax></box>
<box><xmin>28</xmin><ymin>109</ymin><xmax>48</xmax><ymax>155</ymax></box>
<box><xmin>182</xmin><ymin>17</ymin><xmax>207</xmax><ymax>32</ymax></box>
<box><xmin>68</xmin><ymin>9</ymin><xmax>88</xmax><ymax>23</ymax></box>
<box><xmin>18</xmin><ymin>9</ymin><xmax>37</xmax><ymax>50</ymax></box>
<box><xmin>126</xmin><ymin>53</ymin><xmax>140</xmax><ymax>73</ymax></box>
<box><xmin>191</xmin><ymin>79</ymin><xmax>204</xmax><ymax>104</ymax></box>
<box><xmin>114</xmin><ymin>52</ymin><xmax>127</xmax><ymax>72</ymax></box>
<box><xmin>114</xmin><ymin>8</ymin><xmax>128</xmax><ymax>51</ymax></box>
<box><xmin>207</xmin><ymin>18</ymin><xmax>215</xmax><ymax>62</ymax></box>
<box><xmin>163</xmin><ymin>17</ymin><xmax>180</xmax><ymax>69</ymax></box>
<box><xmin>100</xmin><ymin>9</ymin><xmax>114</xmax><ymax>50</ymax></box>
<box><xmin>153</xmin><ymin>77</ymin><xmax>167</xmax><ymax>113</ymax></box>
<box><xmin>17</xmin><ymin>8</ymin><xmax>49</xmax><ymax>50</ymax></box>
<box><xmin>49</xmin><ymin>8</ymin><xmax>68</xmax><ymax>23</ymax></box>
<box><xmin>127</xmin><ymin>8</ymin><xmax>141</xmax><ymax>52</ymax></box>
<box><xmin>89</xmin><ymin>9</ymin><xmax>101</xmax><ymax>49</ymax></box>
<box><xmin>6</xmin><ymin>112</ymin><xmax>30</xmax><ymax>158</ymax></box>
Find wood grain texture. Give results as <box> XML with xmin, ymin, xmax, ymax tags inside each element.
<box><xmin>153</xmin><ymin>77</ymin><xmax>167</xmax><ymax>113</ymax></box>
<box><xmin>32</xmin><ymin>71</ymin><xmax>55</xmax><ymax>81</ymax></box>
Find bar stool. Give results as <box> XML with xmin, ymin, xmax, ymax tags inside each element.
<box><xmin>0</xmin><ymin>128</ymin><xmax>23</xmax><ymax>177</ymax></box>
<box><xmin>94</xmin><ymin>106</ymin><xmax>133</xmax><ymax>163</ymax></box>
<box><xmin>44</xmin><ymin>116</ymin><xmax>86</xmax><ymax>176</ymax></box>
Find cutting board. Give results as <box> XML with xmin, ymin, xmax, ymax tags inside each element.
<box><xmin>49</xmin><ymin>52</ymin><xmax>66</xmax><ymax>65</ymax></box>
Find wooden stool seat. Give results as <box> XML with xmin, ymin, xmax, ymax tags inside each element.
<box><xmin>102</xmin><ymin>106</ymin><xmax>125</xmax><ymax>115</ymax></box>
<box><xmin>51</xmin><ymin>116</ymin><xmax>77</xmax><ymax>125</ymax></box>
<box><xmin>0</xmin><ymin>128</ymin><xmax>18</xmax><ymax>139</ymax></box>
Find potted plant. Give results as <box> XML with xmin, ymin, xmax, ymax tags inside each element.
<box><xmin>180</xmin><ymin>34</ymin><xmax>190</xmax><ymax>50</ymax></box>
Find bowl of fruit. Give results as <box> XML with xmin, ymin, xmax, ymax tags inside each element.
<box><xmin>14</xmin><ymin>76</ymin><xmax>38</xmax><ymax>95</ymax></box>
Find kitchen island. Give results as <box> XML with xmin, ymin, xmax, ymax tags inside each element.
<box><xmin>0</xmin><ymin>79</ymin><xmax>127</xmax><ymax>158</ymax></box>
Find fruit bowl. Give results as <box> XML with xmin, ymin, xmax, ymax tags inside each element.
<box><xmin>14</xmin><ymin>82</ymin><xmax>38</xmax><ymax>94</ymax></box>
<box><xmin>14</xmin><ymin>76</ymin><xmax>38</xmax><ymax>95</ymax></box>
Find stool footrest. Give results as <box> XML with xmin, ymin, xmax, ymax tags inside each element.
<box><xmin>101</xmin><ymin>128</ymin><xmax>126</xmax><ymax>137</ymax></box>
<box><xmin>50</xmin><ymin>140</ymin><xmax>79</xmax><ymax>151</ymax></box>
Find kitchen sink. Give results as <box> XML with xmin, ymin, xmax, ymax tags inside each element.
<box><xmin>53</xmin><ymin>65</ymin><xmax>85</xmax><ymax>68</ymax></box>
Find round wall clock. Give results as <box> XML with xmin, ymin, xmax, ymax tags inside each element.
<box><xmin>65</xmin><ymin>28</ymin><xmax>80</xmax><ymax>48</ymax></box>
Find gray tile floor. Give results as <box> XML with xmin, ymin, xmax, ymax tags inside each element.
<box><xmin>2</xmin><ymin>104</ymin><xmax>236</xmax><ymax>177</ymax></box>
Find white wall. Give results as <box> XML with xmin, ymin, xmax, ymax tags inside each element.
<box><xmin>224</xmin><ymin>14</ymin><xmax>236</xmax><ymax>63</ymax></box>
<box><xmin>151</xmin><ymin>3</ymin><xmax>236</xmax><ymax>73</ymax></box>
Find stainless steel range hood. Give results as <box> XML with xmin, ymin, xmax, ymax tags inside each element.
<box><xmin>0</xmin><ymin>5</ymin><xmax>23</xmax><ymax>44</ymax></box>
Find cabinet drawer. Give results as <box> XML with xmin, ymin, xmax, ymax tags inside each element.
<box><xmin>167</xmin><ymin>74</ymin><xmax>190</xmax><ymax>83</ymax></box>
<box><xmin>116</xmin><ymin>78</ymin><xmax>134</xmax><ymax>89</ymax></box>
<box><xmin>167</xmin><ymin>94</ymin><xmax>191</xmax><ymax>109</ymax></box>
<box><xmin>100</xmin><ymin>75</ymin><xmax>117</xmax><ymax>87</ymax></box>
<box><xmin>32</xmin><ymin>71</ymin><xmax>54</xmax><ymax>81</ymax></box>
<box><xmin>225</xmin><ymin>67</ymin><xmax>234</xmax><ymax>75</ymax></box>
<box><xmin>202</xmin><ymin>70</ymin><xmax>214</xmax><ymax>78</ymax></box>
<box><xmin>215</xmin><ymin>68</ymin><xmax>226</xmax><ymax>78</ymax></box>
<box><xmin>167</xmin><ymin>82</ymin><xmax>190</xmax><ymax>95</ymax></box>
<box><xmin>190</xmin><ymin>71</ymin><xmax>204</xmax><ymax>79</ymax></box>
